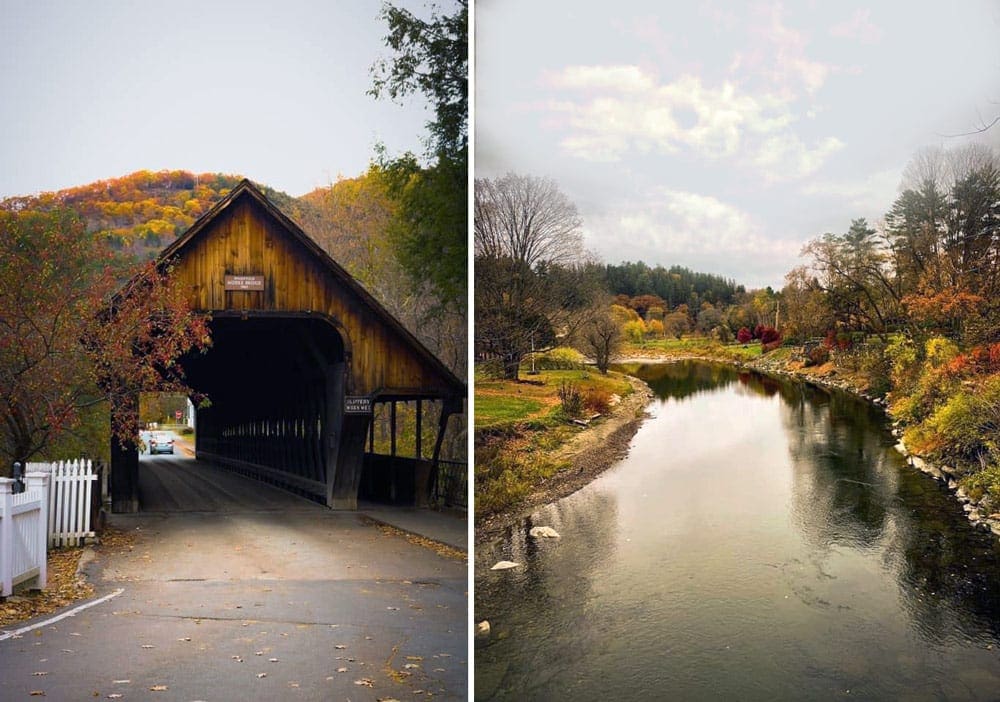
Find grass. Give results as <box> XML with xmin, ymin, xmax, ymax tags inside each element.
<box><xmin>474</xmin><ymin>368</ymin><xmax>631</xmax><ymax>430</ymax></box>
<box><xmin>625</xmin><ymin>336</ymin><xmax>765</xmax><ymax>361</ymax></box>
<box><xmin>474</xmin><ymin>367</ymin><xmax>633</xmax><ymax>515</ymax></box>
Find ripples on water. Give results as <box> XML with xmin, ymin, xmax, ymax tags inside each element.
<box><xmin>475</xmin><ymin>361</ymin><xmax>1000</xmax><ymax>701</ymax></box>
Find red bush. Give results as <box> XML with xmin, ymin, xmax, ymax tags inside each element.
<box><xmin>737</xmin><ymin>327</ymin><xmax>752</xmax><ymax>344</ymax></box>
<box><xmin>758</xmin><ymin>325</ymin><xmax>781</xmax><ymax>345</ymax></box>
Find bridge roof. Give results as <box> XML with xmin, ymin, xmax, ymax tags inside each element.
<box><xmin>157</xmin><ymin>179</ymin><xmax>465</xmax><ymax>401</ymax></box>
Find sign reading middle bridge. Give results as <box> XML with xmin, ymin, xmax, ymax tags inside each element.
<box><xmin>225</xmin><ymin>274</ymin><xmax>265</xmax><ymax>291</ymax></box>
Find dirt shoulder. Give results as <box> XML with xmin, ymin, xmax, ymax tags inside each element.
<box><xmin>476</xmin><ymin>373</ymin><xmax>654</xmax><ymax>544</ymax></box>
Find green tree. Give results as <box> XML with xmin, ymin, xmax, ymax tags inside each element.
<box><xmin>370</xmin><ymin>0</ymin><xmax>467</xmax><ymax>314</ymax></box>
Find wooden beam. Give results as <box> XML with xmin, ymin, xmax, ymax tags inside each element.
<box><xmin>415</xmin><ymin>399</ymin><xmax>422</xmax><ymax>459</ymax></box>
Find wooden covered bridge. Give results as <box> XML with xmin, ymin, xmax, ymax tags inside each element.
<box><xmin>110</xmin><ymin>180</ymin><xmax>465</xmax><ymax>513</ymax></box>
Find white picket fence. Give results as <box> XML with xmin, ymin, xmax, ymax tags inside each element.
<box><xmin>0</xmin><ymin>473</ymin><xmax>49</xmax><ymax>597</ymax></box>
<box><xmin>29</xmin><ymin>460</ymin><xmax>98</xmax><ymax>548</ymax></box>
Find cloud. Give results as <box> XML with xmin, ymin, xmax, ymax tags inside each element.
<box><xmin>584</xmin><ymin>188</ymin><xmax>803</xmax><ymax>286</ymax></box>
<box><xmin>751</xmin><ymin>134</ymin><xmax>845</xmax><ymax>182</ymax></box>
<box><xmin>540</xmin><ymin>65</ymin><xmax>841</xmax><ymax>181</ymax></box>
<box><xmin>736</xmin><ymin>2</ymin><xmax>834</xmax><ymax>98</ymax></box>
<box><xmin>830</xmin><ymin>8</ymin><xmax>883</xmax><ymax>44</ymax></box>
<box><xmin>545</xmin><ymin>65</ymin><xmax>656</xmax><ymax>93</ymax></box>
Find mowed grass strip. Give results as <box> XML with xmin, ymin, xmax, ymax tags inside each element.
<box><xmin>474</xmin><ymin>369</ymin><xmax>631</xmax><ymax>430</ymax></box>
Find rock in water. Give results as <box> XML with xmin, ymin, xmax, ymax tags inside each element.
<box><xmin>529</xmin><ymin>526</ymin><xmax>561</xmax><ymax>539</ymax></box>
<box><xmin>491</xmin><ymin>560</ymin><xmax>519</xmax><ymax>570</ymax></box>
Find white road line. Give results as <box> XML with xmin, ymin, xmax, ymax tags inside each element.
<box><xmin>0</xmin><ymin>588</ymin><xmax>125</xmax><ymax>641</ymax></box>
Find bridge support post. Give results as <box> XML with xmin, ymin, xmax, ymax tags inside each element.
<box><xmin>110</xmin><ymin>393</ymin><xmax>140</xmax><ymax>513</ymax></box>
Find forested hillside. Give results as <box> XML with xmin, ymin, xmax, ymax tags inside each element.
<box><xmin>0</xmin><ymin>170</ymin><xmax>307</xmax><ymax>260</ymax></box>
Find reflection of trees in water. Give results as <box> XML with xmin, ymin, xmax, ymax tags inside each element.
<box><xmin>775</xmin><ymin>377</ymin><xmax>1000</xmax><ymax>641</ymax></box>
<box><xmin>617</xmin><ymin>360</ymin><xmax>738</xmax><ymax>402</ymax></box>
<box><xmin>474</xmin><ymin>489</ymin><xmax>619</xmax><ymax>699</ymax></box>
<box><xmin>781</xmin><ymin>384</ymin><xmax>894</xmax><ymax>550</ymax></box>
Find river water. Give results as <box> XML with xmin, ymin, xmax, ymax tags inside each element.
<box><xmin>475</xmin><ymin>361</ymin><xmax>1000</xmax><ymax>700</ymax></box>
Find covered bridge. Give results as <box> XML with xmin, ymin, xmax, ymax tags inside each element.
<box><xmin>110</xmin><ymin>180</ymin><xmax>465</xmax><ymax>512</ymax></box>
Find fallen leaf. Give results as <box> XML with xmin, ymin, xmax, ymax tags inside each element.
<box><xmin>29</xmin><ymin>692</ymin><xmax>45</xmax><ymax>697</ymax></box>
<box><xmin>149</xmin><ymin>685</ymin><xmax>168</xmax><ymax>691</ymax></box>
<box><xmin>32</xmin><ymin>672</ymin><xmax>48</xmax><ymax>676</ymax></box>
<box><xmin>107</xmin><ymin>695</ymin><xmax>123</xmax><ymax>700</ymax></box>
<box><xmin>404</xmin><ymin>663</ymin><xmax>420</xmax><ymax>669</ymax></box>
<box><xmin>111</xmin><ymin>680</ymin><xmax>130</xmax><ymax>684</ymax></box>
<box><xmin>337</xmin><ymin>667</ymin><xmax>348</xmax><ymax>673</ymax></box>
<box><xmin>177</xmin><ymin>637</ymin><xmax>191</xmax><ymax>642</ymax></box>
<box><xmin>335</xmin><ymin>644</ymin><xmax>347</xmax><ymax>649</ymax></box>
<box><xmin>140</xmin><ymin>645</ymin><xmax>155</xmax><ymax>649</ymax></box>
<box><xmin>257</xmin><ymin>673</ymin><xmax>267</xmax><ymax>679</ymax></box>
<box><xmin>268</xmin><ymin>658</ymin><xmax>279</xmax><ymax>663</ymax></box>
<box><xmin>354</xmin><ymin>678</ymin><xmax>374</xmax><ymax>687</ymax></box>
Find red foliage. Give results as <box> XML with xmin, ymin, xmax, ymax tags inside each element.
<box><xmin>758</xmin><ymin>325</ymin><xmax>781</xmax><ymax>345</ymax></box>
<box><xmin>0</xmin><ymin>206</ymin><xmax>210</xmax><ymax>462</ymax></box>
<box><xmin>737</xmin><ymin>327</ymin><xmax>752</xmax><ymax>344</ymax></box>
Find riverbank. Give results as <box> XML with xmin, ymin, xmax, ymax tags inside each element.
<box><xmin>748</xmin><ymin>349</ymin><xmax>1000</xmax><ymax>540</ymax></box>
<box><xmin>475</xmin><ymin>373</ymin><xmax>653</xmax><ymax>545</ymax></box>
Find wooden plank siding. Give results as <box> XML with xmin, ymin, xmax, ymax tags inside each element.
<box><xmin>161</xmin><ymin>180</ymin><xmax>463</xmax><ymax>401</ymax></box>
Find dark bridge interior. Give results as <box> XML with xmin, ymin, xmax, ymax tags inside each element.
<box><xmin>183</xmin><ymin>314</ymin><xmax>346</xmax><ymax>501</ymax></box>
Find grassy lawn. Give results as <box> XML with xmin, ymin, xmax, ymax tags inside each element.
<box><xmin>625</xmin><ymin>336</ymin><xmax>765</xmax><ymax>361</ymax></box>
<box><xmin>474</xmin><ymin>368</ymin><xmax>633</xmax><ymax>430</ymax></box>
<box><xmin>474</xmin><ymin>367</ymin><xmax>634</xmax><ymax>515</ymax></box>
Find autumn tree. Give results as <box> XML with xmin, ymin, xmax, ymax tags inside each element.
<box><xmin>575</xmin><ymin>304</ymin><xmax>624</xmax><ymax>374</ymax></box>
<box><xmin>0</xmin><ymin>207</ymin><xmax>209</xmax><ymax>473</ymax></box>
<box><xmin>802</xmin><ymin>218</ymin><xmax>903</xmax><ymax>339</ymax></box>
<box><xmin>475</xmin><ymin>173</ymin><xmax>595</xmax><ymax>379</ymax></box>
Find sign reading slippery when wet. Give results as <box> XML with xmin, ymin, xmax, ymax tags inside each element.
<box><xmin>344</xmin><ymin>396</ymin><xmax>373</xmax><ymax>415</ymax></box>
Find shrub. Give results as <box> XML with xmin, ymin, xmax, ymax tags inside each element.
<box><xmin>886</xmin><ymin>336</ymin><xmax>920</xmax><ymax>393</ymax></box>
<box><xmin>805</xmin><ymin>345</ymin><xmax>830</xmax><ymax>367</ymax></box>
<box><xmin>759</xmin><ymin>326</ymin><xmax>781</xmax><ymax>345</ymax></box>
<box><xmin>762</xmin><ymin>339</ymin><xmax>783</xmax><ymax>353</ymax></box>
<box><xmin>737</xmin><ymin>327</ymin><xmax>752</xmax><ymax>344</ymax></box>
<box><xmin>908</xmin><ymin>374</ymin><xmax>1000</xmax><ymax>466</ymax></box>
<box><xmin>557</xmin><ymin>381</ymin><xmax>584</xmax><ymax>417</ymax></box>
<box><xmin>477</xmin><ymin>358</ymin><xmax>505</xmax><ymax>379</ymax></box>
<box><xmin>623</xmin><ymin>320</ymin><xmax>646</xmax><ymax>344</ymax></box>
<box><xmin>582</xmin><ymin>388</ymin><xmax>612</xmax><ymax>415</ymax></box>
<box><xmin>532</xmin><ymin>346</ymin><xmax>585</xmax><ymax>370</ymax></box>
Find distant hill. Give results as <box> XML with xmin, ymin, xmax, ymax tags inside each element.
<box><xmin>1</xmin><ymin>170</ymin><xmax>310</xmax><ymax>261</ymax></box>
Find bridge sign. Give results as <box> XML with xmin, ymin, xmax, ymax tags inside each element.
<box><xmin>344</xmin><ymin>396</ymin><xmax>373</xmax><ymax>415</ymax></box>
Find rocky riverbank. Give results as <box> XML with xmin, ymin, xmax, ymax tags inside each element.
<box><xmin>748</xmin><ymin>351</ymin><xmax>1000</xmax><ymax>541</ymax></box>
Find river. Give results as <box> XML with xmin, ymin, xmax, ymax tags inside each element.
<box><xmin>475</xmin><ymin>361</ymin><xmax>1000</xmax><ymax>700</ymax></box>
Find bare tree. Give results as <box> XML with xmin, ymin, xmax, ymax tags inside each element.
<box><xmin>474</xmin><ymin>173</ymin><xmax>592</xmax><ymax>379</ymax></box>
<box><xmin>575</xmin><ymin>304</ymin><xmax>623</xmax><ymax>374</ymax></box>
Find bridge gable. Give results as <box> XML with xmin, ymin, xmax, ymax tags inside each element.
<box><xmin>160</xmin><ymin>180</ymin><xmax>462</xmax><ymax>400</ymax></box>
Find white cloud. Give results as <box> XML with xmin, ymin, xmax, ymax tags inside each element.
<box><xmin>586</xmin><ymin>188</ymin><xmax>802</xmax><ymax>285</ymax></box>
<box><xmin>830</xmin><ymin>8</ymin><xmax>883</xmax><ymax>44</ymax></box>
<box><xmin>751</xmin><ymin>134</ymin><xmax>845</xmax><ymax>182</ymax></box>
<box><xmin>545</xmin><ymin>65</ymin><xmax>656</xmax><ymax>93</ymax></box>
<box><xmin>539</xmin><ymin>64</ymin><xmax>842</xmax><ymax>182</ymax></box>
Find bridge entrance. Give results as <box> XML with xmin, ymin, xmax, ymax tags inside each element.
<box><xmin>110</xmin><ymin>181</ymin><xmax>464</xmax><ymax>513</ymax></box>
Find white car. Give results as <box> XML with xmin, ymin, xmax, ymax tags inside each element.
<box><xmin>149</xmin><ymin>432</ymin><xmax>174</xmax><ymax>455</ymax></box>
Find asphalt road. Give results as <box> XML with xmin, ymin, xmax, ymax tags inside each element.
<box><xmin>0</xmin><ymin>454</ymin><xmax>468</xmax><ymax>700</ymax></box>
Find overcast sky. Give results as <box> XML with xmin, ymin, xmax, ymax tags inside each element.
<box><xmin>475</xmin><ymin>0</ymin><xmax>1000</xmax><ymax>289</ymax></box>
<box><xmin>0</xmin><ymin>0</ymin><xmax>435</xmax><ymax>199</ymax></box>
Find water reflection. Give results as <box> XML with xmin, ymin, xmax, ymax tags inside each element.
<box><xmin>476</xmin><ymin>362</ymin><xmax>1000</xmax><ymax>700</ymax></box>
